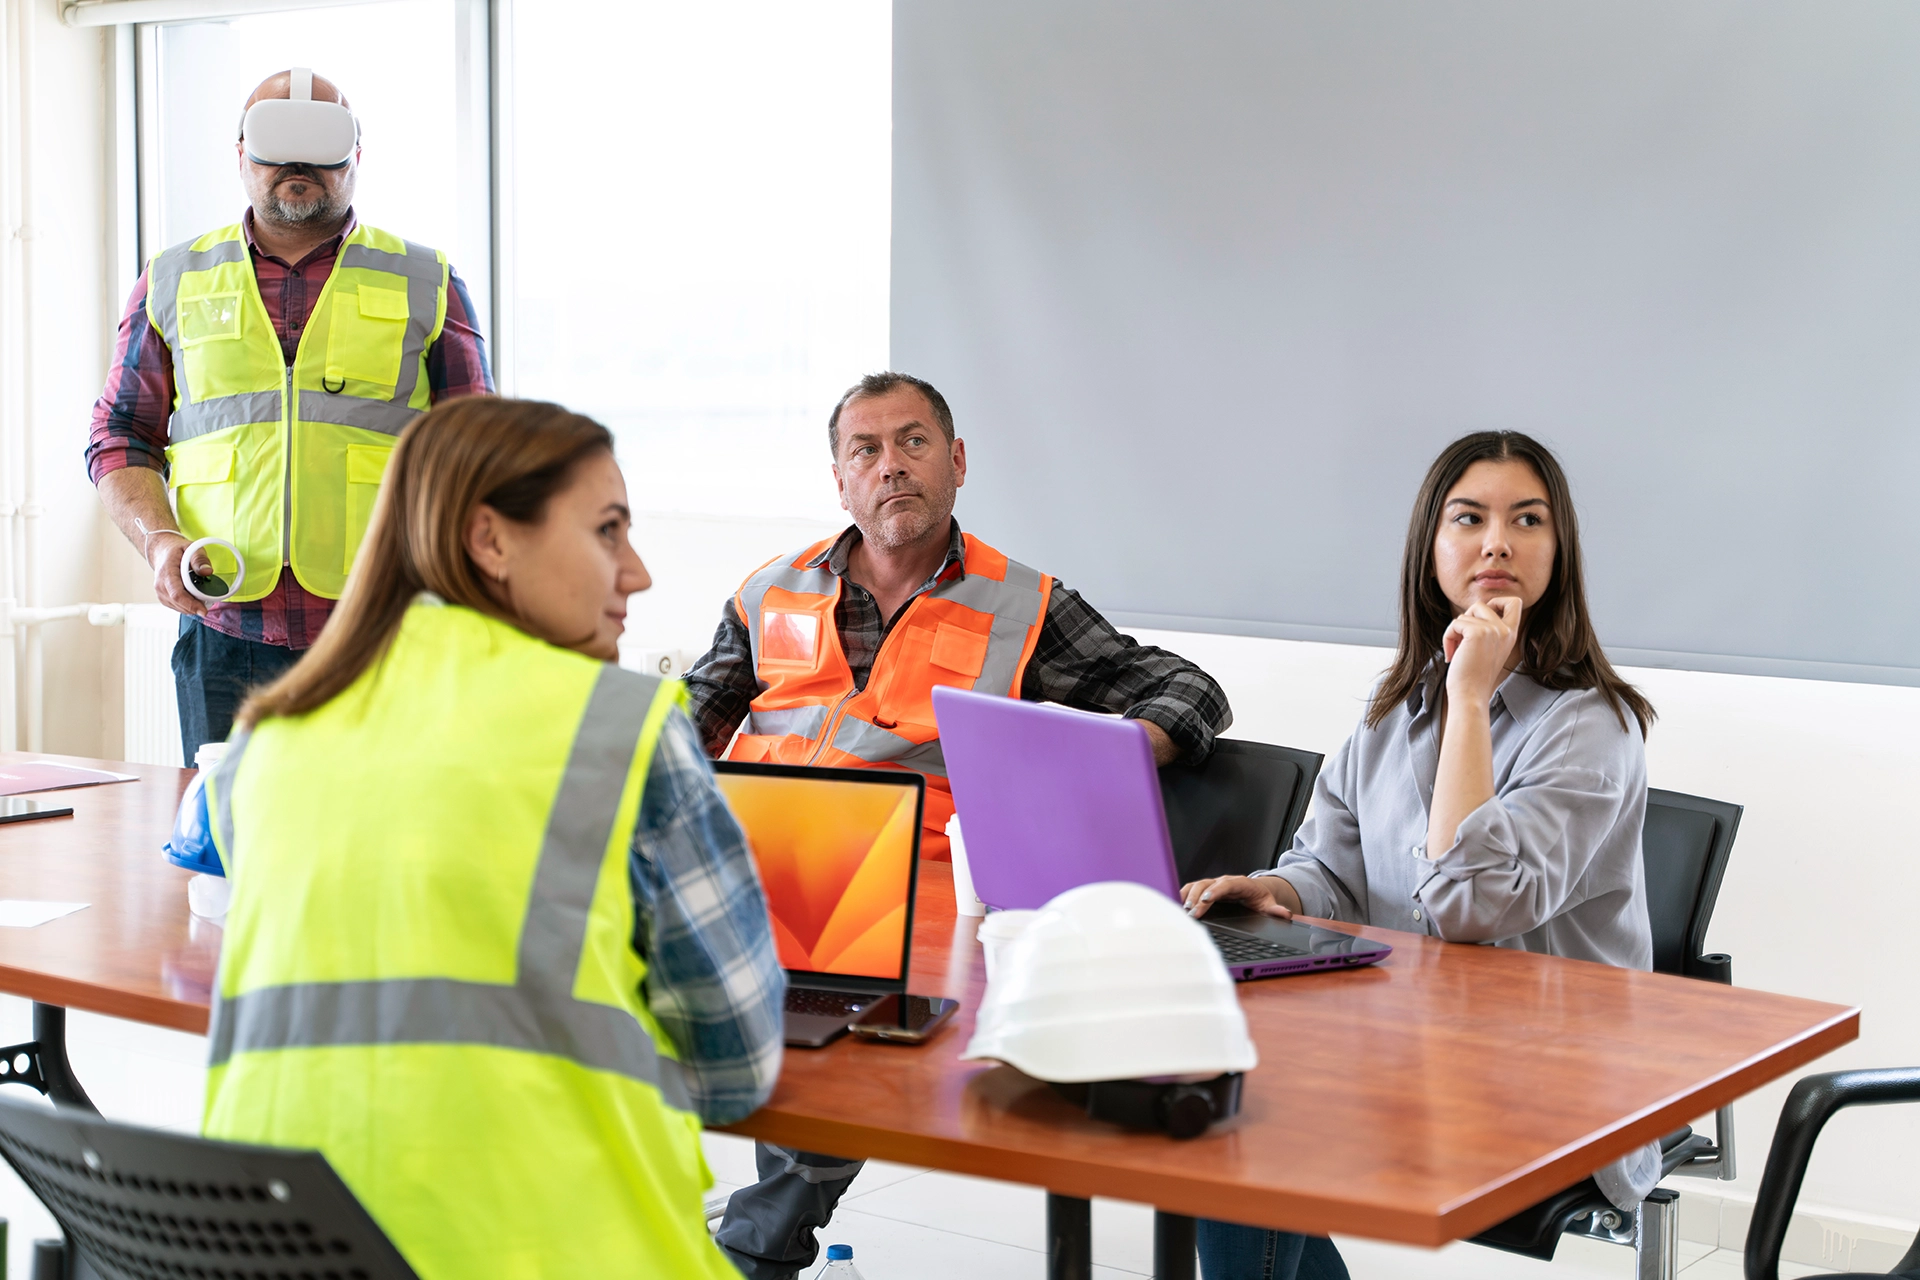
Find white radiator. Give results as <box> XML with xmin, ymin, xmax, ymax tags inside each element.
<box><xmin>122</xmin><ymin>603</ymin><xmax>182</xmax><ymax>767</ymax></box>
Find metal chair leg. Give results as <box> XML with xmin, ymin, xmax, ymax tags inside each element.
<box><xmin>1634</xmin><ymin>1189</ymin><xmax>1679</xmax><ymax>1280</ymax></box>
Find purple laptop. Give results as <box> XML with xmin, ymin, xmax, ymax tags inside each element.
<box><xmin>932</xmin><ymin>687</ymin><xmax>1392</xmax><ymax>981</ymax></box>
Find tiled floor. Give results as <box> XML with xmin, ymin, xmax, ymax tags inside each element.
<box><xmin>0</xmin><ymin>997</ymin><xmax>1833</xmax><ymax>1279</ymax></box>
<box><xmin>705</xmin><ymin>1131</ymin><xmax>1834</xmax><ymax>1279</ymax></box>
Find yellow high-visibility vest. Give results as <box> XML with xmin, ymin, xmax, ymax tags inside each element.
<box><xmin>146</xmin><ymin>222</ymin><xmax>450</xmax><ymax>601</ymax></box>
<box><xmin>201</xmin><ymin>602</ymin><xmax>740</xmax><ymax>1280</ymax></box>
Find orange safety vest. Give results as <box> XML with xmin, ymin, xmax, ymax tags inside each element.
<box><xmin>728</xmin><ymin>531</ymin><xmax>1053</xmax><ymax>860</ymax></box>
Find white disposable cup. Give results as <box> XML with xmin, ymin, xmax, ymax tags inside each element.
<box><xmin>977</xmin><ymin>909</ymin><xmax>1039</xmax><ymax>983</ymax></box>
<box><xmin>194</xmin><ymin>742</ymin><xmax>227</xmax><ymax>771</ymax></box>
<box><xmin>187</xmin><ymin>874</ymin><xmax>231</xmax><ymax>920</ymax></box>
<box><xmin>946</xmin><ymin>814</ymin><xmax>986</xmax><ymax>917</ymax></box>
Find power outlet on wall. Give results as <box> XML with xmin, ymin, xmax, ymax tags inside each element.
<box><xmin>619</xmin><ymin>646</ymin><xmax>696</xmax><ymax>679</ymax></box>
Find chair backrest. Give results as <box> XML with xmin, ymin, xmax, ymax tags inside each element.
<box><xmin>1641</xmin><ymin>787</ymin><xmax>1743</xmax><ymax>981</ymax></box>
<box><xmin>1160</xmin><ymin>737</ymin><xmax>1325</xmax><ymax>882</ymax></box>
<box><xmin>0</xmin><ymin>1093</ymin><xmax>419</xmax><ymax>1280</ymax></box>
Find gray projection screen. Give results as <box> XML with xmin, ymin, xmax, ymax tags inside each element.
<box><xmin>891</xmin><ymin>1</ymin><xmax>1920</xmax><ymax>684</ymax></box>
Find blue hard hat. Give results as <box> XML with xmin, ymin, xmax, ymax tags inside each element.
<box><xmin>826</xmin><ymin>1244</ymin><xmax>853</xmax><ymax>1261</ymax></box>
<box><xmin>162</xmin><ymin>771</ymin><xmax>225</xmax><ymax>875</ymax></box>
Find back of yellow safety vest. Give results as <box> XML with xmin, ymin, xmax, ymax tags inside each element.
<box><xmin>201</xmin><ymin>602</ymin><xmax>739</xmax><ymax>1280</ymax></box>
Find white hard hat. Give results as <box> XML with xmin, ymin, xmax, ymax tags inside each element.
<box><xmin>962</xmin><ymin>881</ymin><xmax>1258</xmax><ymax>1083</ymax></box>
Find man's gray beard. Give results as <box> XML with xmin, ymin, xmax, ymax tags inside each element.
<box><xmin>261</xmin><ymin>187</ymin><xmax>343</xmax><ymax>227</ymax></box>
<box><xmin>861</xmin><ymin>489</ymin><xmax>955</xmax><ymax>551</ymax></box>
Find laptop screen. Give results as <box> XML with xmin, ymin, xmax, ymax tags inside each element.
<box><xmin>712</xmin><ymin>762</ymin><xmax>923</xmax><ymax>987</ymax></box>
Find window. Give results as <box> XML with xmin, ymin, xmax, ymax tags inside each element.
<box><xmin>509</xmin><ymin>0</ymin><xmax>891</xmax><ymax>522</ymax></box>
<box><xmin>141</xmin><ymin>0</ymin><xmax>489</xmax><ymax>321</ymax></box>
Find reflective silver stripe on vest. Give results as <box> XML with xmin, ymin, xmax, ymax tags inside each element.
<box><xmin>338</xmin><ymin>239</ymin><xmax>443</xmax><ymax>410</ymax></box>
<box><xmin>166</xmin><ymin>391</ymin><xmax>287</xmax><ymax>443</ymax></box>
<box><xmin>296</xmin><ymin>392</ymin><xmax>419</xmax><ymax>437</ymax></box>
<box><xmin>207</xmin><ymin>725</ymin><xmax>254</xmax><ymax>876</ymax></box>
<box><xmin>739</xmin><ymin>704</ymin><xmax>832</xmax><ymax>741</ymax></box>
<box><xmin>206</xmin><ymin>667</ymin><xmax>692</xmax><ymax>1110</ymax></box>
<box><xmin>827</xmin><ymin>717</ymin><xmax>948</xmax><ymax>778</ymax></box>
<box><xmin>147</xmin><ymin>236</ymin><xmax>250</xmax><ymax>412</ymax></box>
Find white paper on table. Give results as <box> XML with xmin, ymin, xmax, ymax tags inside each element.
<box><xmin>0</xmin><ymin>900</ymin><xmax>90</xmax><ymax>928</ymax></box>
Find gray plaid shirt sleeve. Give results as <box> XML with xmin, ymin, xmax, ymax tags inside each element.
<box><xmin>628</xmin><ymin>706</ymin><xmax>786</xmax><ymax>1124</ymax></box>
<box><xmin>682</xmin><ymin>600</ymin><xmax>758</xmax><ymax>758</ymax></box>
<box><xmin>1020</xmin><ymin>583</ymin><xmax>1234</xmax><ymax>763</ymax></box>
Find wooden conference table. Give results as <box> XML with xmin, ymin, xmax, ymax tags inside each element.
<box><xmin>0</xmin><ymin>753</ymin><xmax>1862</xmax><ymax>1279</ymax></box>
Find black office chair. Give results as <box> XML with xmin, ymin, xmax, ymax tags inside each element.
<box><xmin>1739</xmin><ymin>1068</ymin><xmax>1920</xmax><ymax>1280</ymax></box>
<box><xmin>1159</xmin><ymin>737</ymin><xmax>1324</xmax><ymax>883</ymax></box>
<box><xmin>0</xmin><ymin>1092</ymin><xmax>418</xmax><ymax>1280</ymax></box>
<box><xmin>1471</xmin><ymin>787</ymin><xmax>1744</xmax><ymax>1280</ymax></box>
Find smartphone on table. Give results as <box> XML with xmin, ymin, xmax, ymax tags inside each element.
<box><xmin>849</xmin><ymin>995</ymin><xmax>961</xmax><ymax>1045</ymax></box>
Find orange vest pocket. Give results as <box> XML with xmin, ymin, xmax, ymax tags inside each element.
<box><xmin>761</xmin><ymin>610</ymin><xmax>821</xmax><ymax>665</ymax></box>
<box><xmin>930</xmin><ymin>622</ymin><xmax>989</xmax><ymax>679</ymax></box>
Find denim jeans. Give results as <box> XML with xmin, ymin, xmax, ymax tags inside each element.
<box><xmin>171</xmin><ymin>615</ymin><xmax>301</xmax><ymax>763</ymax></box>
<box><xmin>1196</xmin><ymin>1222</ymin><xmax>1349</xmax><ymax>1280</ymax></box>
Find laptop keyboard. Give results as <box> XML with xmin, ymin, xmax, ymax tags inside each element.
<box><xmin>1204</xmin><ymin>921</ymin><xmax>1308</xmax><ymax>963</ymax></box>
<box><xmin>785</xmin><ymin>989</ymin><xmax>873</xmax><ymax>1018</ymax></box>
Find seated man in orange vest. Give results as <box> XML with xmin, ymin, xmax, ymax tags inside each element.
<box><xmin>686</xmin><ymin>370</ymin><xmax>1232</xmax><ymax>1280</ymax></box>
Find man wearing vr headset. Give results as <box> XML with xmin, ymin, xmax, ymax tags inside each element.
<box><xmin>86</xmin><ymin>68</ymin><xmax>492</xmax><ymax>762</ymax></box>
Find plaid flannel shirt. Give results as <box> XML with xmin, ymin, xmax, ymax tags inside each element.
<box><xmin>85</xmin><ymin>209</ymin><xmax>494</xmax><ymax>649</ymax></box>
<box><xmin>629</xmin><ymin>706</ymin><xmax>785</xmax><ymax>1124</ymax></box>
<box><xmin>684</xmin><ymin>521</ymin><xmax>1234</xmax><ymax>761</ymax></box>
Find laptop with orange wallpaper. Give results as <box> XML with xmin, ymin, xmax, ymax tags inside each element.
<box><xmin>712</xmin><ymin>761</ymin><xmax>925</xmax><ymax>1047</ymax></box>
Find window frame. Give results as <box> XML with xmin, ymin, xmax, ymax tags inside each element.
<box><xmin>113</xmin><ymin>0</ymin><xmax>510</xmax><ymax>385</ymax></box>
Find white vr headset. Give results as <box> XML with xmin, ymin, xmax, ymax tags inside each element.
<box><xmin>240</xmin><ymin>67</ymin><xmax>358</xmax><ymax>169</ymax></box>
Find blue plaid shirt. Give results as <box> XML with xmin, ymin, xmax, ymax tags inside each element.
<box><xmin>630</xmin><ymin>706</ymin><xmax>786</xmax><ymax>1124</ymax></box>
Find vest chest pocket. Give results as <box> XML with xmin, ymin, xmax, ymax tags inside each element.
<box><xmin>326</xmin><ymin>286</ymin><xmax>410</xmax><ymax>394</ymax></box>
<box><xmin>760</xmin><ymin>610</ymin><xmax>822</xmax><ymax>666</ymax></box>
<box><xmin>168</xmin><ymin>443</ymin><xmax>237</xmax><ymax>547</ymax></box>
<box><xmin>930</xmin><ymin>622</ymin><xmax>989</xmax><ymax>680</ymax></box>
<box><xmin>176</xmin><ymin>289</ymin><xmax>250</xmax><ymax>404</ymax></box>
<box><xmin>179</xmin><ymin>291</ymin><xmax>243</xmax><ymax>346</ymax></box>
<box><xmin>343</xmin><ymin>443</ymin><xmax>393</xmax><ymax>572</ymax></box>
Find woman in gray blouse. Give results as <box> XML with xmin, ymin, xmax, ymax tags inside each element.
<box><xmin>1184</xmin><ymin>430</ymin><xmax>1657</xmax><ymax>1280</ymax></box>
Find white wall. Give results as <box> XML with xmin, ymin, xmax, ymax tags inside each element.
<box><xmin>1</xmin><ymin>0</ymin><xmax>149</xmax><ymax>762</ymax></box>
<box><xmin>623</xmin><ymin>510</ymin><xmax>1920</xmax><ymax>1234</ymax></box>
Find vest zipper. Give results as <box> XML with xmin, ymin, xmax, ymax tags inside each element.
<box><xmin>805</xmin><ymin>690</ymin><xmax>857</xmax><ymax>767</ymax></box>
<box><xmin>281</xmin><ymin>363</ymin><xmax>294</xmax><ymax>566</ymax></box>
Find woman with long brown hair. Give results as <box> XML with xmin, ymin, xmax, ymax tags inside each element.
<box><xmin>194</xmin><ymin>396</ymin><xmax>784</xmax><ymax>1279</ymax></box>
<box><xmin>1182</xmin><ymin>431</ymin><xmax>1657</xmax><ymax>1280</ymax></box>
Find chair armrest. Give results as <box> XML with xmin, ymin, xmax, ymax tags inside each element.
<box><xmin>1686</xmin><ymin>951</ymin><xmax>1732</xmax><ymax>984</ymax></box>
<box><xmin>1746</xmin><ymin>1067</ymin><xmax>1920</xmax><ymax>1280</ymax></box>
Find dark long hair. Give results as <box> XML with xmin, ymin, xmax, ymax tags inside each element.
<box><xmin>238</xmin><ymin>397</ymin><xmax>614</xmax><ymax>727</ymax></box>
<box><xmin>1368</xmin><ymin>431</ymin><xmax>1654</xmax><ymax>736</ymax></box>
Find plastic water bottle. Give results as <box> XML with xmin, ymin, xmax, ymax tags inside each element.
<box><xmin>184</xmin><ymin>742</ymin><xmax>230</xmax><ymax>920</ymax></box>
<box><xmin>818</xmin><ymin>1243</ymin><xmax>864</xmax><ymax>1277</ymax></box>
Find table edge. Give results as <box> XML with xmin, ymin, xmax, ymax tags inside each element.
<box><xmin>723</xmin><ymin>1004</ymin><xmax>1861</xmax><ymax>1244</ymax></box>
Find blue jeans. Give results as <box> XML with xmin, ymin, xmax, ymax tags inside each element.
<box><xmin>172</xmin><ymin>615</ymin><xmax>301</xmax><ymax>763</ymax></box>
<box><xmin>1196</xmin><ymin>1222</ymin><xmax>1349</xmax><ymax>1280</ymax></box>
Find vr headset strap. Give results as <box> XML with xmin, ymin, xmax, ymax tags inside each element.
<box><xmin>290</xmin><ymin>67</ymin><xmax>314</xmax><ymax>101</ymax></box>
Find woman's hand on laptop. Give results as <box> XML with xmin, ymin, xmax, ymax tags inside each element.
<box><xmin>1180</xmin><ymin>874</ymin><xmax>1303</xmax><ymax>921</ymax></box>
